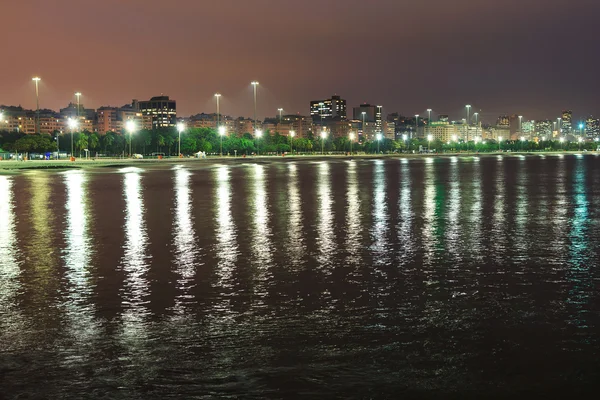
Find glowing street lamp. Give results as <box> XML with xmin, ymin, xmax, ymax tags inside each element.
<box><xmin>349</xmin><ymin>131</ymin><xmax>355</xmax><ymax>154</ymax></box>
<box><xmin>251</xmin><ymin>81</ymin><xmax>259</xmax><ymax>132</ymax></box>
<box><xmin>498</xmin><ymin>136</ymin><xmax>503</xmax><ymax>152</ymax></box>
<box><xmin>214</xmin><ymin>93</ymin><xmax>221</xmax><ymax>129</ymax></box>
<box><xmin>361</xmin><ymin>111</ymin><xmax>366</xmax><ymax>138</ymax></box>
<box><xmin>427</xmin><ymin>134</ymin><xmax>432</xmax><ymax>152</ymax></box>
<box><xmin>289</xmin><ymin>130</ymin><xmax>295</xmax><ymax>154</ymax></box>
<box><xmin>67</xmin><ymin>117</ymin><xmax>78</xmax><ymax>157</ymax></box>
<box><xmin>75</xmin><ymin>92</ymin><xmax>82</xmax><ymax>118</ymax></box>
<box><xmin>278</xmin><ymin>108</ymin><xmax>283</xmax><ymax>123</ymax></box>
<box><xmin>177</xmin><ymin>122</ymin><xmax>185</xmax><ymax>157</ymax></box>
<box><xmin>578</xmin><ymin>136</ymin><xmax>583</xmax><ymax>151</ymax></box>
<box><xmin>321</xmin><ymin>130</ymin><xmax>327</xmax><ymax>155</ymax></box>
<box><xmin>427</xmin><ymin>108</ymin><xmax>432</xmax><ymax>137</ymax></box>
<box><xmin>32</xmin><ymin>77</ymin><xmax>41</xmax><ymax>134</ymax></box>
<box><xmin>219</xmin><ymin>126</ymin><xmax>226</xmax><ymax>156</ymax></box>
<box><xmin>465</xmin><ymin>105</ymin><xmax>471</xmax><ymax>141</ymax></box>
<box><xmin>126</xmin><ymin>120</ymin><xmax>136</xmax><ymax>157</ymax></box>
<box><xmin>376</xmin><ymin>133</ymin><xmax>382</xmax><ymax>154</ymax></box>
<box><xmin>255</xmin><ymin>129</ymin><xmax>263</xmax><ymax>155</ymax></box>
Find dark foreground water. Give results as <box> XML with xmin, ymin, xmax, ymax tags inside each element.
<box><xmin>1</xmin><ymin>155</ymin><xmax>600</xmax><ymax>399</ymax></box>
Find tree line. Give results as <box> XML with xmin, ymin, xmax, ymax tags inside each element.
<box><xmin>1</xmin><ymin>127</ymin><xmax>598</xmax><ymax>156</ymax></box>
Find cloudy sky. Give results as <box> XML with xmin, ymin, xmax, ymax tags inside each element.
<box><xmin>2</xmin><ymin>0</ymin><xmax>599</xmax><ymax>122</ymax></box>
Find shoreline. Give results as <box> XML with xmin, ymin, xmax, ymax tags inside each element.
<box><xmin>0</xmin><ymin>151</ymin><xmax>596</xmax><ymax>172</ymax></box>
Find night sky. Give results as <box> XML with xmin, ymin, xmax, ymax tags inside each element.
<box><xmin>2</xmin><ymin>0</ymin><xmax>600</xmax><ymax>122</ymax></box>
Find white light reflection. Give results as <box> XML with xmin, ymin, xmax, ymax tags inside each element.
<box><xmin>317</xmin><ymin>162</ymin><xmax>335</xmax><ymax>273</ymax></box>
<box><xmin>60</xmin><ymin>170</ymin><xmax>99</xmax><ymax>363</ymax></box>
<box><xmin>422</xmin><ymin>158</ymin><xmax>436</xmax><ymax>264</ymax></box>
<box><xmin>397</xmin><ymin>159</ymin><xmax>415</xmax><ymax>264</ymax></box>
<box><xmin>514</xmin><ymin>157</ymin><xmax>529</xmax><ymax>257</ymax></box>
<box><xmin>287</xmin><ymin>164</ymin><xmax>304</xmax><ymax>266</ymax></box>
<box><xmin>469</xmin><ymin>158</ymin><xmax>483</xmax><ymax>262</ymax></box>
<box><xmin>370</xmin><ymin>160</ymin><xmax>390</xmax><ymax>267</ymax></box>
<box><xmin>251</xmin><ymin>164</ymin><xmax>273</xmax><ymax>297</ymax></box>
<box><xmin>0</xmin><ymin>176</ymin><xmax>23</xmax><ymax>343</ymax></box>
<box><xmin>214</xmin><ymin>165</ymin><xmax>238</xmax><ymax>290</ymax></box>
<box><xmin>447</xmin><ymin>157</ymin><xmax>461</xmax><ymax>260</ymax></box>
<box><xmin>172</xmin><ymin>167</ymin><xmax>198</xmax><ymax>313</ymax></box>
<box><xmin>120</xmin><ymin>169</ymin><xmax>150</xmax><ymax>335</ymax></box>
<box><xmin>346</xmin><ymin>161</ymin><xmax>362</xmax><ymax>268</ymax></box>
<box><xmin>492</xmin><ymin>156</ymin><xmax>507</xmax><ymax>263</ymax></box>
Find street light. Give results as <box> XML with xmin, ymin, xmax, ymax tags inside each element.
<box><xmin>361</xmin><ymin>111</ymin><xmax>366</xmax><ymax>139</ymax></box>
<box><xmin>579</xmin><ymin>123</ymin><xmax>584</xmax><ymax>137</ymax></box>
<box><xmin>289</xmin><ymin>130</ymin><xmax>295</xmax><ymax>154</ymax></box>
<box><xmin>465</xmin><ymin>105</ymin><xmax>471</xmax><ymax>142</ymax></box>
<box><xmin>214</xmin><ymin>93</ymin><xmax>221</xmax><ymax>129</ymax></box>
<box><xmin>403</xmin><ymin>133</ymin><xmax>408</xmax><ymax>152</ymax></box>
<box><xmin>278</xmin><ymin>108</ymin><xmax>283</xmax><ymax>124</ymax></box>
<box><xmin>578</xmin><ymin>136</ymin><xmax>583</xmax><ymax>151</ymax></box>
<box><xmin>427</xmin><ymin>134</ymin><xmax>432</xmax><ymax>152</ymax></box>
<box><xmin>219</xmin><ymin>126</ymin><xmax>226</xmax><ymax>156</ymax></box>
<box><xmin>520</xmin><ymin>136</ymin><xmax>526</xmax><ymax>152</ymax></box>
<box><xmin>255</xmin><ymin>129</ymin><xmax>262</xmax><ymax>155</ymax></box>
<box><xmin>349</xmin><ymin>131</ymin><xmax>354</xmax><ymax>154</ymax></box>
<box><xmin>67</xmin><ymin>117</ymin><xmax>78</xmax><ymax>157</ymax></box>
<box><xmin>415</xmin><ymin>114</ymin><xmax>419</xmax><ymax>139</ymax></box>
<box><xmin>498</xmin><ymin>136</ymin><xmax>503</xmax><ymax>152</ymax></box>
<box><xmin>376</xmin><ymin>133</ymin><xmax>382</xmax><ymax>154</ymax></box>
<box><xmin>177</xmin><ymin>122</ymin><xmax>185</xmax><ymax>157</ymax></box>
<box><xmin>474</xmin><ymin>112</ymin><xmax>479</xmax><ymax>139</ymax></box>
<box><xmin>75</xmin><ymin>92</ymin><xmax>82</xmax><ymax>118</ymax></box>
<box><xmin>321</xmin><ymin>130</ymin><xmax>327</xmax><ymax>155</ymax></box>
<box><xmin>251</xmin><ymin>81</ymin><xmax>259</xmax><ymax>133</ymax></box>
<box><xmin>32</xmin><ymin>77</ymin><xmax>41</xmax><ymax>134</ymax></box>
<box><xmin>559</xmin><ymin>136</ymin><xmax>565</xmax><ymax>151</ymax></box>
<box><xmin>126</xmin><ymin>120</ymin><xmax>136</xmax><ymax>157</ymax></box>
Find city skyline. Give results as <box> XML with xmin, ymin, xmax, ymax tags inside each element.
<box><xmin>2</xmin><ymin>0</ymin><xmax>600</xmax><ymax>120</ymax></box>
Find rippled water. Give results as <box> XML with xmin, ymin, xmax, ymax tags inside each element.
<box><xmin>2</xmin><ymin>155</ymin><xmax>600</xmax><ymax>398</ymax></box>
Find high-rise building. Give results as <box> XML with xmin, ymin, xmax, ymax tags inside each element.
<box><xmin>309</xmin><ymin>95</ymin><xmax>347</xmax><ymax>123</ymax></box>
<box><xmin>585</xmin><ymin>116</ymin><xmax>600</xmax><ymax>138</ymax></box>
<box><xmin>135</xmin><ymin>96</ymin><xmax>176</xmax><ymax>129</ymax></box>
<box><xmin>497</xmin><ymin>115</ymin><xmax>510</xmax><ymax>128</ymax></box>
<box><xmin>535</xmin><ymin>120</ymin><xmax>553</xmax><ymax>138</ymax></box>
<box><xmin>561</xmin><ymin>110</ymin><xmax>572</xmax><ymax>134</ymax></box>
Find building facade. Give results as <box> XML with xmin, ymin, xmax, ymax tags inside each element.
<box><xmin>310</xmin><ymin>95</ymin><xmax>347</xmax><ymax>123</ymax></box>
<box><xmin>135</xmin><ymin>96</ymin><xmax>176</xmax><ymax>128</ymax></box>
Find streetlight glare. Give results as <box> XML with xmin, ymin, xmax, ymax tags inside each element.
<box><xmin>290</xmin><ymin>130</ymin><xmax>295</xmax><ymax>137</ymax></box>
<box><xmin>376</xmin><ymin>133</ymin><xmax>382</xmax><ymax>141</ymax></box>
<box><xmin>255</xmin><ymin>129</ymin><xmax>263</xmax><ymax>138</ymax></box>
<box><xmin>498</xmin><ymin>136</ymin><xmax>503</xmax><ymax>141</ymax></box>
<box><xmin>427</xmin><ymin>134</ymin><xmax>432</xmax><ymax>141</ymax></box>
<box><xmin>251</xmin><ymin>81</ymin><xmax>259</xmax><ymax>86</ymax></box>
<box><xmin>219</xmin><ymin>126</ymin><xmax>226</xmax><ymax>136</ymax></box>
<box><xmin>321</xmin><ymin>131</ymin><xmax>327</xmax><ymax>139</ymax></box>
<box><xmin>349</xmin><ymin>132</ymin><xmax>354</xmax><ymax>140</ymax></box>
<box><xmin>126</xmin><ymin>120</ymin><xmax>136</xmax><ymax>132</ymax></box>
<box><xmin>67</xmin><ymin>118</ymin><xmax>78</xmax><ymax>130</ymax></box>
<box><xmin>32</xmin><ymin>77</ymin><xmax>41</xmax><ymax>82</ymax></box>
<box><xmin>177</xmin><ymin>122</ymin><xmax>185</xmax><ymax>132</ymax></box>
<box><xmin>520</xmin><ymin>137</ymin><xmax>525</xmax><ymax>142</ymax></box>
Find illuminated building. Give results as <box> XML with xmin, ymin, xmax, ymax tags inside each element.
<box><xmin>561</xmin><ymin>110</ymin><xmax>572</xmax><ymax>134</ymax></box>
<box><xmin>585</xmin><ymin>117</ymin><xmax>599</xmax><ymax>138</ymax></box>
<box><xmin>535</xmin><ymin>120</ymin><xmax>553</xmax><ymax>137</ymax></box>
<box><xmin>135</xmin><ymin>95</ymin><xmax>177</xmax><ymax>128</ymax></box>
<box><xmin>310</xmin><ymin>95</ymin><xmax>347</xmax><ymax>123</ymax></box>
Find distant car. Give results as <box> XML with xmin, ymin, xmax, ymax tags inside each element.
<box><xmin>133</xmin><ymin>154</ymin><xmax>144</xmax><ymax>159</ymax></box>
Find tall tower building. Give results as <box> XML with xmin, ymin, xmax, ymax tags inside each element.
<box><xmin>135</xmin><ymin>96</ymin><xmax>176</xmax><ymax>129</ymax></box>
<box><xmin>561</xmin><ymin>110</ymin><xmax>572</xmax><ymax>135</ymax></box>
<box><xmin>309</xmin><ymin>95</ymin><xmax>347</xmax><ymax>124</ymax></box>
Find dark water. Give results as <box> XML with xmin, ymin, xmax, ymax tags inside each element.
<box><xmin>2</xmin><ymin>155</ymin><xmax>600</xmax><ymax>399</ymax></box>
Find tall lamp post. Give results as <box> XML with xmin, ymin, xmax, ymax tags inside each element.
<box><xmin>75</xmin><ymin>92</ymin><xmax>82</xmax><ymax>118</ymax></box>
<box><xmin>32</xmin><ymin>77</ymin><xmax>41</xmax><ymax>134</ymax></box>
<box><xmin>361</xmin><ymin>111</ymin><xmax>366</xmax><ymax>140</ymax></box>
<box><xmin>427</xmin><ymin>134</ymin><xmax>432</xmax><ymax>152</ymax></box>
<box><xmin>474</xmin><ymin>112</ymin><xmax>479</xmax><ymax>140</ymax></box>
<box><xmin>465</xmin><ymin>105</ymin><xmax>471</xmax><ymax>142</ymax></box>
<box><xmin>349</xmin><ymin>131</ymin><xmax>354</xmax><ymax>154</ymax></box>
<box><xmin>177</xmin><ymin>122</ymin><xmax>185</xmax><ymax>157</ymax></box>
<box><xmin>403</xmin><ymin>134</ymin><xmax>408</xmax><ymax>152</ymax></box>
<box><xmin>415</xmin><ymin>114</ymin><xmax>419</xmax><ymax>140</ymax></box>
<box><xmin>68</xmin><ymin>118</ymin><xmax>78</xmax><ymax>158</ymax></box>
<box><xmin>251</xmin><ymin>81</ymin><xmax>259</xmax><ymax>133</ymax></box>
<box><xmin>126</xmin><ymin>120</ymin><xmax>136</xmax><ymax>157</ymax></box>
<box><xmin>219</xmin><ymin>126</ymin><xmax>226</xmax><ymax>156</ymax></box>
<box><xmin>498</xmin><ymin>136</ymin><xmax>503</xmax><ymax>152</ymax></box>
<box><xmin>289</xmin><ymin>130</ymin><xmax>295</xmax><ymax>154</ymax></box>
<box><xmin>214</xmin><ymin>93</ymin><xmax>221</xmax><ymax>130</ymax></box>
<box><xmin>578</xmin><ymin>136</ymin><xmax>583</xmax><ymax>151</ymax></box>
<box><xmin>321</xmin><ymin>130</ymin><xmax>327</xmax><ymax>155</ymax></box>
<box><xmin>376</xmin><ymin>133</ymin><xmax>382</xmax><ymax>154</ymax></box>
<box><xmin>278</xmin><ymin>108</ymin><xmax>283</xmax><ymax>123</ymax></box>
<box><xmin>255</xmin><ymin>129</ymin><xmax>262</xmax><ymax>155</ymax></box>
<box><xmin>427</xmin><ymin>108</ymin><xmax>432</xmax><ymax>138</ymax></box>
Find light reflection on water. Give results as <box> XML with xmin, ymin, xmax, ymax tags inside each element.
<box><xmin>172</xmin><ymin>167</ymin><xmax>198</xmax><ymax>312</ymax></box>
<box><xmin>2</xmin><ymin>156</ymin><xmax>600</xmax><ymax>398</ymax></box>
<box><xmin>0</xmin><ymin>176</ymin><xmax>22</xmax><ymax>349</ymax></box>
